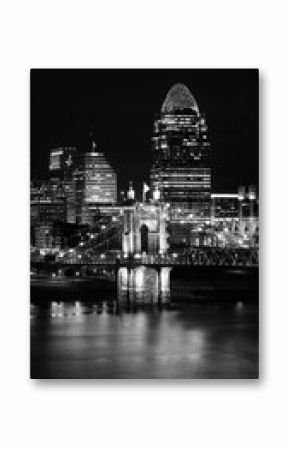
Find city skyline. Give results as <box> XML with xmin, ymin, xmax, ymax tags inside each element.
<box><xmin>30</xmin><ymin>69</ymin><xmax>259</xmax><ymax>380</ymax></box>
<box><xmin>31</xmin><ymin>69</ymin><xmax>259</xmax><ymax>196</ymax></box>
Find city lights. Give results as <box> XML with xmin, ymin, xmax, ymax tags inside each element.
<box><xmin>30</xmin><ymin>71</ymin><xmax>259</xmax><ymax>382</ymax></box>
<box><xmin>30</xmin><ymin>82</ymin><xmax>258</xmax><ymax>268</ymax></box>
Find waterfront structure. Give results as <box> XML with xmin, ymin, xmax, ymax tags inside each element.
<box><xmin>149</xmin><ymin>185</ymin><xmax>258</xmax><ymax>249</ymax></box>
<box><xmin>150</xmin><ymin>83</ymin><xmax>211</xmax><ymax>218</ymax></box>
<box><xmin>117</xmin><ymin>266</ymin><xmax>171</xmax><ymax>304</ymax></box>
<box><xmin>209</xmin><ymin>187</ymin><xmax>259</xmax><ymax>248</ymax></box>
<box><xmin>122</xmin><ymin>184</ymin><xmax>169</xmax><ymax>255</ymax></box>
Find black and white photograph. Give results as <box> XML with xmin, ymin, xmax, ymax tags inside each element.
<box><xmin>3</xmin><ymin>1</ymin><xmax>290</xmax><ymax>448</ymax></box>
<box><xmin>30</xmin><ymin>69</ymin><xmax>259</xmax><ymax>379</ymax></box>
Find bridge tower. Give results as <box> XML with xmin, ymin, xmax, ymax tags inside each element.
<box><xmin>117</xmin><ymin>266</ymin><xmax>171</xmax><ymax>304</ymax></box>
<box><xmin>121</xmin><ymin>184</ymin><xmax>169</xmax><ymax>256</ymax></box>
<box><xmin>122</xmin><ymin>183</ymin><xmax>139</xmax><ymax>256</ymax></box>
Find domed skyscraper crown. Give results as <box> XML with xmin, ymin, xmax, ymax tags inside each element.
<box><xmin>161</xmin><ymin>83</ymin><xmax>199</xmax><ymax>113</ymax></box>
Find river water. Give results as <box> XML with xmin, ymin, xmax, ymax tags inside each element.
<box><xmin>30</xmin><ymin>267</ymin><xmax>258</xmax><ymax>379</ymax></box>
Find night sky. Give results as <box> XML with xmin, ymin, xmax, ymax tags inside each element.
<box><xmin>31</xmin><ymin>69</ymin><xmax>258</xmax><ymax>196</ymax></box>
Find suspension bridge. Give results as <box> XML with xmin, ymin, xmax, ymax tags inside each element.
<box><xmin>31</xmin><ymin>202</ymin><xmax>259</xmax><ymax>270</ymax></box>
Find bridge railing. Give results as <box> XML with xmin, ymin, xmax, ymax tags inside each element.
<box><xmin>31</xmin><ymin>247</ymin><xmax>258</xmax><ymax>267</ymax></box>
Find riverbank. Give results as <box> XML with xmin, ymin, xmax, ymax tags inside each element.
<box><xmin>31</xmin><ymin>266</ymin><xmax>258</xmax><ymax>304</ymax></box>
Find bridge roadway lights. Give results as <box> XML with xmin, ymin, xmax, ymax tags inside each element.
<box><xmin>31</xmin><ymin>248</ymin><xmax>259</xmax><ymax>272</ymax></box>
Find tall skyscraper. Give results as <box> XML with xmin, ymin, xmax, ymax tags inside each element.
<box><xmin>48</xmin><ymin>147</ymin><xmax>77</xmax><ymax>223</ymax></box>
<box><xmin>30</xmin><ymin>179</ymin><xmax>67</xmax><ymax>225</ymax></box>
<box><xmin>73</xmin><ymin>142</ymin><xmax>117</xmax><ymax>225</ymax></box>
<box><xmin>150</xmin><ymin>83</ymin><xmax>211</xmax><ymax>218</ymax></box>
<box><xmin>49</xmin><ymin>147</ymin><xmax>77</xmax><ymax>180</ymax></box>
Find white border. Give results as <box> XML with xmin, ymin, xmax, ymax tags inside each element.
<box><xmin>0</xmin><ymin>1</ymin><xmax>289</xmax><ymax>448</ymax></box>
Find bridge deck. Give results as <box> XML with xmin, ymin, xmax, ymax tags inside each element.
<box><xmin>31</xmin><ymin>255</ymin><xmax>258</xmax><ymax>269</ymax></box>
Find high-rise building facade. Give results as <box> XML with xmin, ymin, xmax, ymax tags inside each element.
<box><xmin>30</xmin><ymin>179</ymin><xmax>67</xmax><ymax>225</ymax></box>
<box><xmin>49</xmin><ymin>147</ymin><xmax>77</xmax><ymax>180</ymax></box>
<box><xmin>46</xmin><ymin>143</ymin><xmax>118</xmax><ymax>226</ymax></box>
<box><xmin>211</xmin><ymin>193</ymin><xmax>239</xmax><ymax>219</ymax></box>
<box><xmin>150</xmin><ymin>83</ymin><xmax>211</xmax><ymax>218</ymax></box>
<box><xmin>73</xmin><ymin>143</ymin><xmax>117</xmax><ymax>225</ymax></box>
<box><xmin>48</xmin><ymin>147</ymin><xmax>78</xmax><ymax>224</ymax></box>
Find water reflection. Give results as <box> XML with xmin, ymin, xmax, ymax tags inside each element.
<box><xmin>31</xmin><ymin>299</ymin><xmax>258</xmax><ymax>379</ymax></box>
<box><xmin>117</xmin><ymin>266</ymin><xmax>171</xmax><ymax>304</ymax></box>
<box><xmin>30</xmin><ymin>267</ymin><xmax>258</xmax><ymax>378</ymax></box>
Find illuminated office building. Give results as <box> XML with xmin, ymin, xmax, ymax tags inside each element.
<box><xmin>209</xmin><ymin>187</ymin><xmax>259</xmax><ymax>249</ymax></box>
<box><xmin>30</xmin><ymin>180</ymin><xmax>67</xmax><ymax>225</ymax></box>
<box><xmin>30</xmin><ymin>179</ymin><xmax>68</xmax><ymax>249</ymax></box>
<box><xmin>49</xmin><ymin>147</ymin><xmax>77</xmax><ymax>180</ymax></box>
<box><xmin>48</xmin><ymin>147</ymin><xmax>78</xmax><ymax>223</ymax></box>
<box><xmin>211</xmin><ymin>193</ymin><xmax>239</xmax><ymax>219</ymax></box>
<box><xmin>211</xmin><ymin>187</ymin><xmax>258</xmax><ymax>220</ymax></box>
<box><xmin>73</xmin><ymin>142</ymin><xmax>117</xmax><ymax>225</ymax></box>
<box><xmin>150</xmin><ymin>83</ymin><xmax>211</xmax><ymax>218</ymax></box>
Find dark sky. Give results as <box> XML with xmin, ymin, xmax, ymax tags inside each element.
<box><xmin>31</xmin><ymin>69</ymin><xmax>258</xmax><ymax>196</ymax></box>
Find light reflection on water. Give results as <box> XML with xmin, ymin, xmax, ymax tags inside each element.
<box><xmin>31</xmin><ymin>299</ymin><xmax>258</xmax><ymax>379</ymax></box>
<box><xmin>31</xmin><ymin>267</ymin><xmax>258</xmax><ymax>379</ymax></box>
